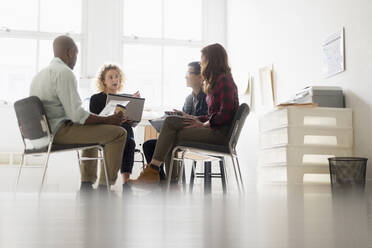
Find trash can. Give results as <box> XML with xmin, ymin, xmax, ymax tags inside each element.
<box><xmin>328</xmin><ymin>157</ymin><xmax>368</xmax><ymax>189</ymax></box>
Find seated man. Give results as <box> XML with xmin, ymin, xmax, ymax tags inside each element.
<box><xmin>142</xmin><ymin>61</ymin><xmax>208</xmax><ymax>181</ymax></box>
<box><xmin>29</xmin><ymin>35</ymin><xmax>127</xmax><ymax>192</ymax></box>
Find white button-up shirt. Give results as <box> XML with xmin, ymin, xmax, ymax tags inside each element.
<box><xmin>29</xmin><ymin>57</ymin><xmax>90</xmax><ymax>135</ymax></box>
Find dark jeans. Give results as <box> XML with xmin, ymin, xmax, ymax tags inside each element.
<box><xmin>121</xmin><ymin>122</ymin><xmax>135</xmax><ymax>174</ymax></box>
<box><xmin>142</xmin><ymin>139</ymin><xmax>157</xmax><ymax>164</ymax></box>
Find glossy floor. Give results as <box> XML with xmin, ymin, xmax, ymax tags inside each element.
<box><xmin>1</xmin><ymin>184</ymin><xmax>372</xmax><ymax>248</ymax></box>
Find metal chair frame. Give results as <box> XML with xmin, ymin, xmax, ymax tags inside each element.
<box><xmin>14</xmin><ymin>96</ymin><xmax>110</xmax><ymax>192</ymax></box>
<box><xmin>134</xmin><ymin>148</ymin><xmax>146</xmax><ymax>170</ymax></box>
<box><xmin>167</xmin><ymin>104</ymin><xmax>250</xmax><ymax>194</ymax></box>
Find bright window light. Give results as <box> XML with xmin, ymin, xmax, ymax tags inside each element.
<box><xmin>40</xmin><ymin>0</ymin><xmax>82</xmax><ymax>33</ymax></box>
<box><xmin>38</xmin><ymin>40</ymin><xmax>54</xmax><ymax>71</ymax></box>
<box><xmin>122</xmin><ymin>0</ymin><xmax>203</xmax><ymax>108</ymax></box>
<box><xmin>123</xmin><ymin>0</ymin><xmax>162</xmax><ymax>38</ymax></box>
<box><xmin>163</xmin><ymin>46</ymin><xmax>201</xmax><ymax>109</ymax></box>
<box><xmin>0</xmin><ymin>0</ymin><xmax>83</xmax><ymax>103</ymax></box>
<box><xmin>164</xmin><ymin>0</ymin><xmax>202</xmax><ymax>40</ymax></box>
<box><xmin>0</xmin><ymin>38</ymin><xmax>37</xmax><ymax>103</ymax></box>
<box><xmin>123</xmin><ymin>44</ymin><xmax>162</xmax><ymax>107</ymax></box>
<box><xmin>0</xmin><ymin>0</ymin><xmax>38</xmax><ymax>31</ymax></box>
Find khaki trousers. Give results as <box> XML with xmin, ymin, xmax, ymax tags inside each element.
<box><xmin>152</xmin><ymin>116</ymin><xmax>229</xmax><ymax>178</ymax></box>
<box><xmin>53</xmin><ymin>122</ymin><xmax>127</xmax><ymax>185</ymax></box>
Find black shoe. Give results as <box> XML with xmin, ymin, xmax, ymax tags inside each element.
<box><xmin>122</xmin><ymin>183</ymin><xmax>133</xmax><ymax>194</ymax></box>
<box><xmin>80</xmin><ymin>182</ymin><xmax>94</xmax><ymax>192</ymax></box>
<box><xmin>97</xmin><ymin>184</ymin><xmax>110</xmax><ymax>194</ymax></box>
<box><xmin>77</xmin><ymin>182</ymin><xmax>95</xmax><ymax>201</ymax></box>
<box><xmin>159</xmin><ymin>164</ymin><xmax>166</xmax><ymax>181</ymax></box>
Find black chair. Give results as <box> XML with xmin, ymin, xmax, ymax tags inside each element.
<box><xmin>14</xmin><ymin>96</ymin><xmax>110</xmax><ymax>192</ymax></box>
<box><xmin>167</xmin><ymin>103</ymin><xmax>250</xmax><ymax>193</ymax></box>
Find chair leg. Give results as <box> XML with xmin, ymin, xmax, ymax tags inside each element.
<box><xmin>99</xmin><ymin>147</ymin><xmax>110</xmax><ymax>192</ymax></box>
<box><xmin>76</xmin><ymin>151</ymin><xmax>81</xmax><ymax>166</ymax></box>
<box><xmin>219</xmin><ymin>159</ymin><xmax>227</xmax><ymax>194</ymax></box>
<box><xmin>234</xmin><ymin>154</ymin><xmax>245</xmax><ymax>194</ymax></box>
<box><xmin>140</xmin><ymin>152</ymin><xmax>145</xmax><ymax>170</ymax></box>
<box><xmin>177</xmin><ymin>151</ymin><xmax>186</xmax><ymax>186</ymax></box>
<box><xmin>189</xmin><ymin>161</ymin><xmax>197</xmax><ymax>193</ymax></box>
<box><xmin>222</xmin><ymin>156</ymin><xmax>229</xmax><ymax>186</ymax></box>
<box><xmin>204</xmin><ymin>161</ymin><xmax>212</xmax><ymax>195</ymax></box>
<box><xmin>167</xmin><ymin>148</ymin><xmax>179</xmax><ymax>190</ymax></box>
<box><xmin>182</xmin><ymin>163</ymin><xmax>186</xmax><ymax>192</ymax></box>
<box><xmin>16</xmin><ymin>153</ymin><xmax>25</xmax><ymax>187</ymax></box>
<box><xmin>231</xmin><ymin>155</ymin><xmax>241</xmax><ymax>193</ymax></box>
<box><xmin>40</xmin><ymin>144</ymin><xmax>53</xmax><ymax>192</ymax></box>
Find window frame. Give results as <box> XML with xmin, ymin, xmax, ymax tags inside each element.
<box><xmin>0</xmin><ymin>0</ymin><xmax>87</xmax><ymax>78</ymax></box>
<box><xmin>120</xmin><ymin>0</ymin><xmax>205</xmax><ymax>107</ymax></box>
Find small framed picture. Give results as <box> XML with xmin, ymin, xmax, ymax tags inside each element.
<box><xmin>322</xmin><ymin>28</ymin><xmax>345</xmax><ymax>78</ymax></box>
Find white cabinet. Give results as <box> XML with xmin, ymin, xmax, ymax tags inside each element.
<box><xmin>258</xmin><ymin>107</ymin><xmax>354</xmax><ymax>184</ymax></box>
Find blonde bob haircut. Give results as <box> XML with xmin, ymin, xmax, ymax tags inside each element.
<box><xmin>96</xmin><ymin>64</ymin><xmax>125</xmax><ymax>92</ymax></box>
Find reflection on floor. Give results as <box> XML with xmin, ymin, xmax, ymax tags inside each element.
<box><xmin>1</xmin><ymin>183</ymin><xmax>372</xmax><ymax>248</ymax></box>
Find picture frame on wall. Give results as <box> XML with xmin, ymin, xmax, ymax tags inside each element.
<box><xmin>322</xmin><ymin>28</ymin><xmax>345</xmax><ymax>78</ymax></box>
<box><xmin>259</xmin><ymin>65</ymin><xmax>275</xmax><ymax>109</ymax></box>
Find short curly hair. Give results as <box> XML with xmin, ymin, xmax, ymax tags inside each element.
<box><xmin>96</xmin><ymin>64</ymin><xmax>125</xmax><ymax>92</ymax></box>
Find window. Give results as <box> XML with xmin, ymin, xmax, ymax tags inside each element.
<box><xmin>163</xmin><ymin>0</ymin><xmax>202</xmax><ymax>40</ymax></box>
<box><xmin>0</xmin><ymin>0</ymin><xmax>38</xmax><ymax>31</ymax></box>
<box><xmin>0</xmin><ymin>39</ymin><xmax>37</xmax><ymax>102</ymax></box>
<box><xmin>163</xmin><ymin>46</ymin><xmax>202</xmax><ymax>108</ymax></box>
<box><xmin>122</xmin><ymin>0</ymin><xmax>203</xmax><ymax>109</ymax></box>
<box><xmin>123</xmin><ymin>0</ymin><xmax>162</xmax><ymax>38</ymax></box>
<box><xmin>0</xmin><ymin>0</ymin><xmax>83</xmax><ymax>103</ymax></box>
<box><xmin>123</xmin><ymin>44</ymin><xmax>162</xmax><ymax>107</ymax></box>
<box><xmin>39</xmin><ymin>0</ymin><xmax>81</xmax><ymax>33</ymax></box>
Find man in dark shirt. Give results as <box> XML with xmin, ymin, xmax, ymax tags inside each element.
<box><xmin>181</xmin><ymin>61</ymin><xmax>208</xmax><ymax>116</ymax></box>
<box><xmin>142</xmin><ymin>61</ymin><xmax>207</xmax><ymax>181</ymax></box>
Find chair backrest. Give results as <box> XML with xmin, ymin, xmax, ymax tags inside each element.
<box><xmin>226</xmin><ymin>103</ymin><xmax>250</xmax><ymax>152</ymax></box>
<box><xmin>14</xmin><ymin>96</ymin><xmax>52</xmax><ymax>149</ymax></box>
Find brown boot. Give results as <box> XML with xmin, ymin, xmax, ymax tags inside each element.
<box><xmin>129</xmin><ymin>164</ymin><xmax>160</xmax><ymax>187</ymax></box>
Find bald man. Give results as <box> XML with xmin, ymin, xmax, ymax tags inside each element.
<box><xmin>30</xmin><ymin>35</ymin><xmax>127</xmax><ymax>192</ymax></box>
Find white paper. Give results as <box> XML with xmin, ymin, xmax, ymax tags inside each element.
<box><xmin>322</xmin><ymin>28</ymin><xmax>345</xmax><ymax>78</ymax></box>
<box><xmin>99</xmin><ymin>100</ymin><xmax>129</xmax><ymax>116</ymax></box>
<box><xmin>259</xmin><ymin>65</ymin><xmax>275</xmax><ymax>108</ymax></box>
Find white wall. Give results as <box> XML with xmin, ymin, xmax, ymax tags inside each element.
<box><xmin>227</xmin><ymin>0</ymin><xmax>372</xmax><ymax>179</ymax></box>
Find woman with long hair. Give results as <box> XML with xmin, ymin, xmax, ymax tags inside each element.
<box><xmin>131</xmin><ymin>43</ymin><xmax>239</xmax><ymax>185</ymax></box>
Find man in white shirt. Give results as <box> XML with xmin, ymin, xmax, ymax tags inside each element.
<box><xmin>30</xmin><ymin>35</ymin><xmax>126</xmax><ymax>191</ymax></box>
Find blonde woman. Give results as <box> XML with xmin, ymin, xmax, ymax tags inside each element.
<box><xmin>88</xmin><ymin>64</ymin><xmax>139</xmax><ymax>192</ymax></box>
